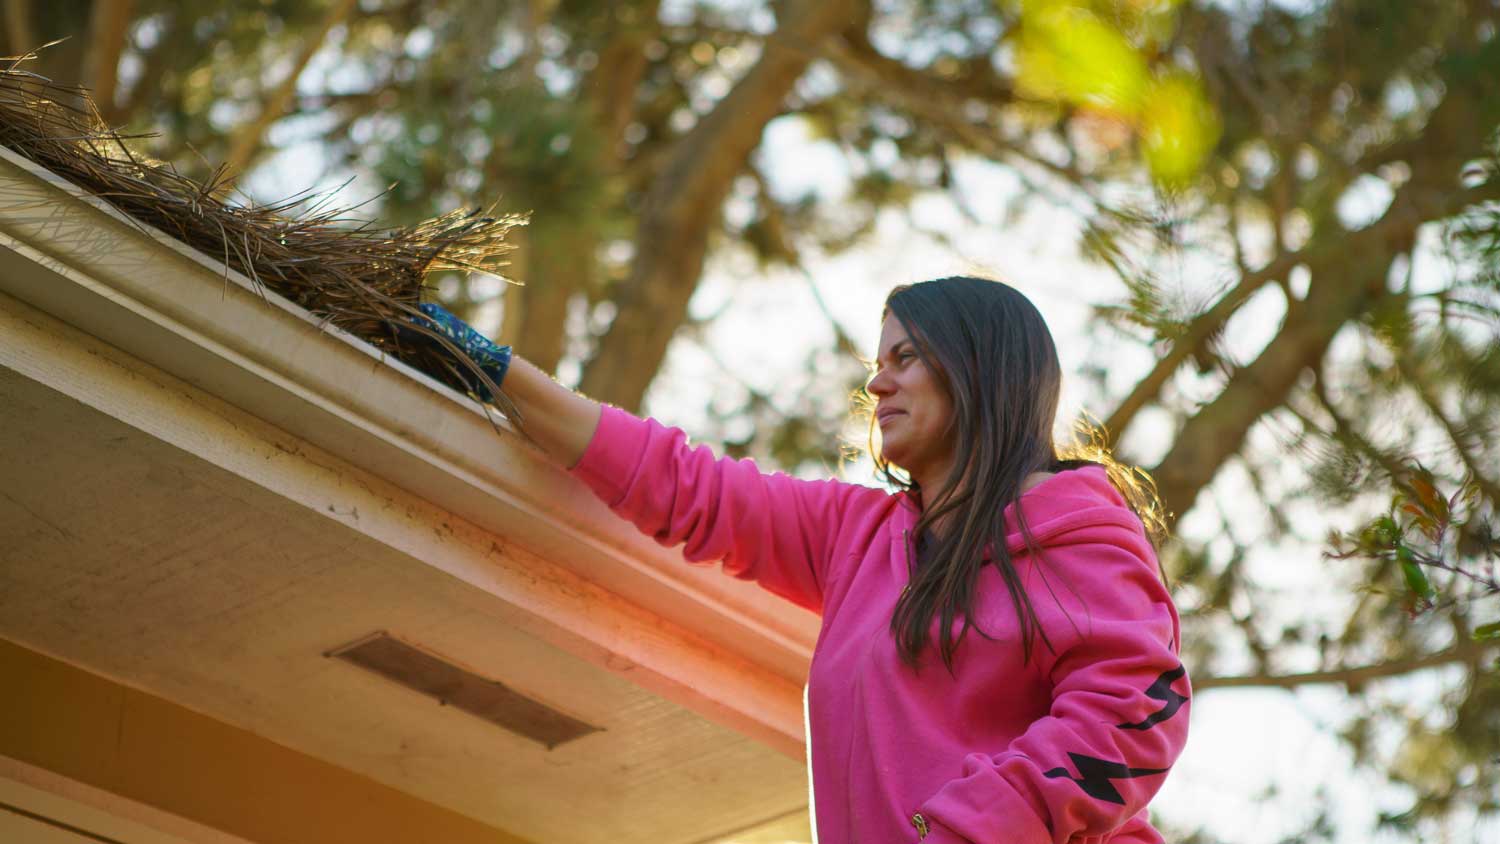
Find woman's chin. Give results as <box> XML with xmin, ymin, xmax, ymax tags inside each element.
<box><xmin>881</xmin><ymin>451</ymin><xmax>913</xmax><ymax>476</ymax></box>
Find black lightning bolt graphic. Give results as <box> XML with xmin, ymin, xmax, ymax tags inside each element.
<box><xmin>1116</xmin><ymin>664</ymin><xmax>1188</xmax><ymax>731</ymax></box>
<box><xmin>1043</xmin><ymin>753</ymin><xmax>1171</xmax><ymax>804</ymax></box>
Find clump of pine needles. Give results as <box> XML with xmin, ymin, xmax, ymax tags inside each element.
<box><xmin>0</xmin><ymin>51</ymin><xmax>527</xmax><ymax>426</ymax></box>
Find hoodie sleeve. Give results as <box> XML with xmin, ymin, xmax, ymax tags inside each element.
<box><xmin>566</xmin><ymin>404</ymin><xmax>879</xmax><ymax>613</ymax></box>
<box><xmin>915</xmin><ymin>528</ymin><xmax>1190</xmax><ymax>844</ymax></box>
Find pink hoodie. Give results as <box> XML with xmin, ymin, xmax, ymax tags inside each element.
<box><xmin>569</xmin><ymin>406</ymin><xmax>1189</xmax><ymax>843</ymax></box>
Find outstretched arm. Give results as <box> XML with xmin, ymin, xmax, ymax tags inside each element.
<box><xmin>405</xmin><ymin>303</ymin><xmax>883</xmax><ymax>613</ymax></box>
<box><xmin>402</xmin><ymin>302</ymin><xmax>600</xmax><ymax>468</ymax></box>
<box><xmin>502</xmin><ymin>354</ymin><xmax>603</xmax><ymax>469</ymax></box>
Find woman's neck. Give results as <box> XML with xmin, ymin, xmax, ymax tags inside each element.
<box><xmin>913</xmin><ymin>470</ymin><xmax>1056</xmax><ymax>534</ymax></box>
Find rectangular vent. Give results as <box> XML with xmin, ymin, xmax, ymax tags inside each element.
<box><xmin>328</xmin><ymin>632</ymin><xmax>601</xmax><ymax>749</ymax></box>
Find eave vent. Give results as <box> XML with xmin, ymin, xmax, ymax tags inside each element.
<box><xmin>328</xmin><ymin>632</ymin><xmax>601</xmax><ymax>749</ymax></box>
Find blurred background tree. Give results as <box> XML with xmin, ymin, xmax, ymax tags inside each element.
<box><xmin>5</xmin><ymin>0</ymin><xmax>1496</xmax><ymax>839</ymax></box>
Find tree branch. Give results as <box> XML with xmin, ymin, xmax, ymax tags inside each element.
<box><xmin>825</xmin><ymin>25</ymin><xmax>1019</xmax><ymax>109</ymax></box>
<box><xmin>1303</xmin><ymin>360</ymin><xmax>1408</xmax><ymax>480</ymax></box>
<box><xmin>1</xmin><ymin>0</ymin><xmax>33</xmax><ymax>58</ymax></box>
<box><xmin>1396</xmin><ymin>350</ymin><xmax>1500</xmax><ymax>508</ymax></box>
<box><xmin>578</xmin><ymin>0</ymin><xmax>859</xmax><ymax>410</ymax></box>
<box><xmin>1194</xmin><ymin>639</ymin><xmax>1497</xmax><ymax>692</ymax></box>
<box><xmin>1148</xmin><ymin>237</ymin><xmax>1398</xmax><ymax>522</ymax></box>
<box><xmin>1101</xmin><ymin>252</ymin><xmax>1296</xmax><ymax>443</ymax></box>
<box><xmin>116</xmin><ymin>11</ymin><xmax>185</xmax><ymax>126</ymax></box>
<box><xmin>1147</xmin><ymin>173</ymin><xmax>1500</xmax><ymax>522</ymax></box>
<box><xmin>85</xmin><ymin>0</ymin><xmax>133</xmax><ymax>124</ymax></box>
<box><xmin>222</xmin><ymin>0</ymin><xmax>358</xmax><ymax>179</ymax></box>
<box><xmin>818</xmin><ymin>34</ymin><xmax>1080</xmax><ymax>187</ymax></box>
<box><xmin>584</xmin><ymin>1</ymin><xmax>661</xmax><ymax>160</ymax></box>
<box><xmin>500</xmin><ymin>2</ymin><xmax>662</xmax><ymax>378</ymax></box>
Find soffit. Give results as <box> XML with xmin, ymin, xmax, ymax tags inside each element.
<box><xmin>0</xmin><ymin>328</ymin><xmax>807</xmax><ymax>844</ymax></box>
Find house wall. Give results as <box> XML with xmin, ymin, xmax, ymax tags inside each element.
<box><xmin>0</xmin><ymin>638</ymin><xmax>530</xmax><ymax>844</ymax></box>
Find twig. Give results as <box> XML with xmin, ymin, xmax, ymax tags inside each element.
<box><xmin>0</xmin><ymin>61</ymin><xmax>530</xmax><ymax>426</ymax></box>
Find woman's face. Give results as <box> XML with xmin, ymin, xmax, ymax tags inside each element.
<box><xmin>867</xmin><ymin>315</ymin><xmax>956</xmax><ymax>490</ymax></box>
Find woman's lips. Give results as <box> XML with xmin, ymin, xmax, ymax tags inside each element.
<box><xmin>876</xmin><ymin>409</ymin><xmax>905</xmax><ymax>425</ymax></box>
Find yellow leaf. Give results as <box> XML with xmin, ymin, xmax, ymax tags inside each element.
<box><xmin>1140</xmin><ymin>72</ymin><xmax>1220</xmax><ymax>187</ymax></box>
<box><xmin>1017</xmin><ymin>4</ymin><xmax>1149</xmax><ymax>116</ymax></box>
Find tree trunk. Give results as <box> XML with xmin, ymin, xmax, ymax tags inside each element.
<box><xmin>579</xmin><ymin>0</ymin><xmax>860</xmax><ymax>411</ymax></box>
<box><xmin>85</xmin><ymin>0</ymin><xmax>133</xmax><ymax>124</ymax></box>
<box><xmin>2</xmin><ymin>0</ymin><xmax>33</xmax><ymax>58</ymax></box>
<box><xmin>585</xmin><ymin>4</ymin><xmax>658</xmax><ymax>158</ymax></box>
<box><xmin>512</xmin><ymin>221</ymin><xmax>595</xmax><ymax>375</ymax></box>
<box><xmin>503</xmin><ymin>1</ymin><xmax>660</xmax><ymax>377</ymax></box>
<box><xmin>115</xmin><ymin>10</ymin><xmax>186</xmax><ymax>130</ymax></box>
<box><xmin>222</xmin><ymin>0</ymin><xmax>358</xmax><ymax>180</ymax></box>
<box><xmin>7</xmin><ymin>3</ymin><xmax>85</xmax><ymax>91</ymax></box>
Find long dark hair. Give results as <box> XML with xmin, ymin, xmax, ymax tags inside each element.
<box><xmin>868</xmin><ymin>277</ymin><xmax>1168</xmax><ymax>675</ymax></box>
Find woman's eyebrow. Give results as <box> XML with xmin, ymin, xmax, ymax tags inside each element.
<box><xmin>885</xmin><ymin>340</ymin><xmax>911</xmax><ymax>357</ymax></box>
<box><xmin>875</xmin><ymin>340</ymin><xmax>911</xmax><ymax>367</ymax></box>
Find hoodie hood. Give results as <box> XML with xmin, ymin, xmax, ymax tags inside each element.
<box><xmin>899</xmin><ymin>464</ymin><xmax>1147</xmax><ymax>557</ymax></box>
<box><xmin>1004</xmin><ymin>464</ymin><xmax>1146</xmax><ymax>553</ymax></box>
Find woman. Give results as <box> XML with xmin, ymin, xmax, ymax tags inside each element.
<box><xmin>412</xmin><ymin>276</ymin><xmax>1189</xmax><ymax>843</ymax></box>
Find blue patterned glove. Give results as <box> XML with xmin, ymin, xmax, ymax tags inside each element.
<box><xmin>402</xmin><ymin>302</ymin><xmax>512</xmax><ymax>402</ymax></box>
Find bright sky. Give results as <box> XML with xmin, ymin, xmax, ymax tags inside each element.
<box><xmin>238</xmin><ymin>24</ymin><xmax>1496</xmax><ymax>844</ymax></box>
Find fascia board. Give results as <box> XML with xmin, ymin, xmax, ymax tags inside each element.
<box><xmin>0</xmin><ymin>147</ymin><xmax>819</xmax><ymax>686</ymax></box>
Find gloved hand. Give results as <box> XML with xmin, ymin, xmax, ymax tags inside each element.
<box><xmin>399</xmin><ymin>302</ymin><xmax>512</xmax><ymax>403</ymax></box>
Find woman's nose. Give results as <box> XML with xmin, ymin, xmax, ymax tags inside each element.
<box><xmin>866</xmin><ymin>369</ymin><xmax>894</xmax><ymax>397</ymax></box>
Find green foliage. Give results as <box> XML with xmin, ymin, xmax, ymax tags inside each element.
<box><xmin>8</xmin><ymin>0</ymin><xmax>1500</xmax><ymax>836</ymax></box>
<box><xmin>1327</xmin><ymin>465</ymin><xmax>1495</xmax><ymax>616</ymax></box>
<box><xmin>1013</xmin><ymin>0</ymin><xmax>1219</xmax><ymax>187</ymax></box>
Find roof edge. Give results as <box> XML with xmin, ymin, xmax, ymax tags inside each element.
<box><xmin>0</xmin><ymin>146</ymin><xmax>818</xmax><ymax>682</ymax></box>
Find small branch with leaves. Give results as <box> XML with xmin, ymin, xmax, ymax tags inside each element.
<box><xmin>1325</xmin><ymin>464</ymin><xmax>1499</xmax><ymax>641</ymax></box>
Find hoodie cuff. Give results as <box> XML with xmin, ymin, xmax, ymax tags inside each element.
<box><xmin>566</xmin><ymin>404</ymin><xmax>650</xmax><ymax>505</ymax></box>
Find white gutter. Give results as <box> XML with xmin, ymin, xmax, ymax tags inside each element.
<box><xmin>0</xmin><ymin>146</ymin><xmax>821</xmax><ymax>752</ymax></box>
